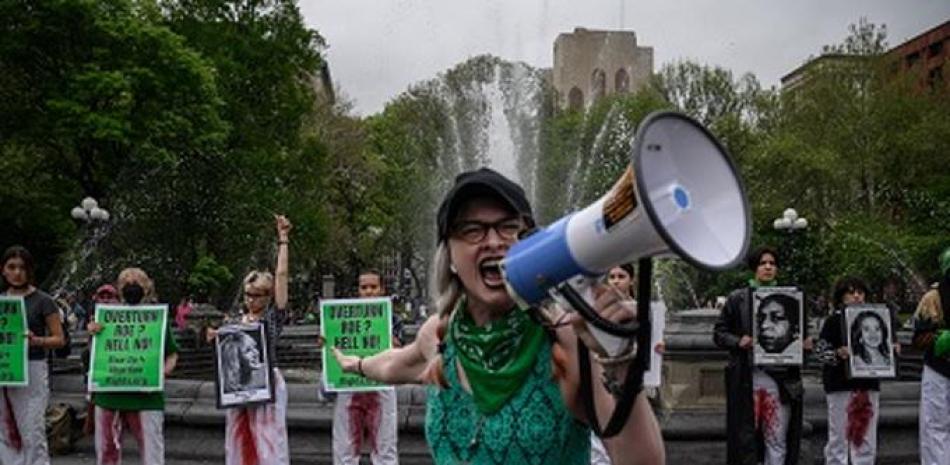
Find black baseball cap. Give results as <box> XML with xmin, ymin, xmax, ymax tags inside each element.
<box><xmin>436</xmin><ymin>168</ymin><xmax>534</xmax><ymax>241</ymax></box>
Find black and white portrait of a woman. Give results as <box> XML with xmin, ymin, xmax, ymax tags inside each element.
<box><xmin>215</xmin><ymin>323</ymin><xmax>274</xmax><ymax>408</ymax></box>
<box><xmin>845</xmin><ymin>305</ymin><xmax>896</xmax><ymax>378</ymax></box>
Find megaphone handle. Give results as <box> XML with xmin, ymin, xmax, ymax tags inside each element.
<box><xmin>578</xmin><ymin>258</ymin><xmax>653</xmax><ymax>439</ymax></box>
<box><xmin>558</xmin><ymin>283</ymin><xmax>639</xmax><ymax>338</ymax></box>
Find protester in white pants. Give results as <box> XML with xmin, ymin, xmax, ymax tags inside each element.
<box><xmin>208</xmin><ymin>215</ymin><xmax>293</xmax><ymax>465</ymax></box>
<box><xmin>94</xmin><ymin>409</ymin><xmax>165</xmax><ymax>465</ymax></box>
<box><xmin>816</xmin><ymin>277</ymin><xmax>899</xmax><ymax>465</ymax></box>
<box><xmin>914</xmin><ymin>247</ymin><xmax>950</xmax><ymax>465</ymax></box>
<box><xmin>224</xmin><ymin>371</ymin><xmax>289</xmax><ymax>465</ymax></box>
<box><xmin>824</xmin><ymin>390</ymin><xmax>879</xmax><ymax>464</ymax></box>
<box><xmin>87</xmin><ymin>267</ymin><xmax>179</xmax><ymax>465</ymax></box>
<box><xmin>753</xmin><ymin>369</ymin><xmax>791</xmax><ymax>464</ymax></box>
<box><xmin>332</xmin><ymin>389</ymin><xmax>399</xmax><ymax>465</ymax></box>
<box><xmin>330</xmin><ymin>270</ymin><xmax>401</xmax><ymax>465</ymax></box>
<box><xmin>0</xmin><ymin>246</ymin><xmax>66</xmax><ymax>465</ymax></box>
<box><xmin>919</xmin><ymin>365</ymin><xmax>950</xmax><ymax>465</ymax></box>
<box><xmin>0</xmin><ymin>362</ymin><xmax>52</xmax><ymax>465</ymax></box>
<box><xmin>714</xmin><ymin>246</ymin><xmax>810</xmax><ymax>465</ymax></box>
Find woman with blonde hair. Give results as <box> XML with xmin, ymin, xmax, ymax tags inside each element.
<box><xmin>87</xmin><ymin>267</ymin><xmax>179</xmax><ymax>465</ymax></box>
<box><xmin>333</xmin><ymin>168</ymin><xmax>664</xmax><ymax>465</ymax></box>
<box><xmin>0</xmin><ymin>245</ymin><xmax>65</xmax><ymax>465</ymax></box>
<box><xmin>207</xmin><ymin>215</ymin><xmax>291</xmax><ymax>465</ymax></box>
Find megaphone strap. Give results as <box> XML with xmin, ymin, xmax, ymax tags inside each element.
<box><xmin>578</xmin><ymin>341</ymin><xmax>642</xmax><ymax>438</ymax></box>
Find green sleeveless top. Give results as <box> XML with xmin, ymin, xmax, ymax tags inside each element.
<box><xmin>425</xmin><ymin>339</ymin><xmax>591</xmax><ymax>465</ymax></box>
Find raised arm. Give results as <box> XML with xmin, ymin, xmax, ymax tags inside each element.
<box><xmin>333</xmin><ymin>314</ymin><xmax>442</xmax><ymax>384</ymax></box>
<box><xmin>274</xmin><ymin>215</ymin><xmax>291</xmax><ymax>310</ymax></box>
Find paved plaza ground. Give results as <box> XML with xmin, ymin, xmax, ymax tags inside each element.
<box><xmin>54</xmin><ymin>452</ymin><xmax>216</xmax><ymax>465</ymax></box>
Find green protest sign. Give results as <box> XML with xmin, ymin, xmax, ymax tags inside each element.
<box><xmin>89</xmin><ymin>304</ymin><xmax>168</xmax><ymax>392</ymax></box>
<box><xmin>0</xmin><ymin>296</ymin><xmax>28</xmax><ymax>386</ymax></box>
<box><xmin>321</xmin><ymin>297</ymin><xmax>393</xmax><ymax>392</ymax></box>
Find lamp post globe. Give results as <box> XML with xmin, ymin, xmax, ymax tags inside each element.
<box><xmin>71</xmin><ymin>207</ymin><xmax>89</xmax><ymax>221</ymax></box>
<box><xmin>81</xmin><ymin>197</ymin><xmax>98</xmax><ymax>212</ymax></box>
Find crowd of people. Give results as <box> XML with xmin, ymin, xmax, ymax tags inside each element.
<box><xmin>1</xmin><ymin>168</ymin><xmax>949</xmax><ymax>465</ymax></box>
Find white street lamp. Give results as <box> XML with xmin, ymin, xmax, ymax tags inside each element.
<box><xmin>72</xmin><ymin>197</ymin><xmax>110</xmax><ymax>225</ymax></box>
<box><xmin>773</xmin><ymin>208</ymin><xmax>807</xmax><ymax>232</ymax></box>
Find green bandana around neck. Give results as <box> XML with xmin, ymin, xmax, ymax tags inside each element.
<box><xmin>749</xmin><ymin>278</ymin><xmax>777</xmax><ymax>288</ymax></box>
<box><xmin>449</xmin><ymin>297</ymin><xmax>545</xmax><ymax>414</ymax></box>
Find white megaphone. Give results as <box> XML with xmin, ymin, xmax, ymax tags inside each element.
<box><xmin>500</xmin><ymin>111</ymin><xmax>750</xmax><ymax>355</ymax></box>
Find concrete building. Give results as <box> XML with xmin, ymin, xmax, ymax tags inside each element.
<box><xmin>553</xmin><ymin>28</ymin><xmax>653</xmax><ymax>111</ymax></box>
<box><xmin>888</xmin><ymin>19</ymin><xmax>949</xmax><ymax>92</ymax></box>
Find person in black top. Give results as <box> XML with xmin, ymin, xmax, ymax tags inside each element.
<box><xmin>713</xmin><ymin>245</ymin><xmax>811</xmax><ymax>465</ymax></box>
<box><xmin>815</xmin><ymin>276</ymin><xmax>899</xmax><ymax>465</ymax></box>
<box><xmin>0</xmin><ymin>245</ymin><xmax>66</xmax><ymax>465</ymax></box>
<box><xmin>205</xmin><ymin>215</ymin><xmax>292</xmax><ymax>465</ymax></box>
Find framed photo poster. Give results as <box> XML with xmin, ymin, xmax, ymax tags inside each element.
<box><xmin>752</xmin><ymin>287</ymin><xmax>803</xmax><ymax>366</ymax></box>
<box><xmin>845</xmin><ymin>304</ymin><xmax>896</xmax><ymax>379</ymax></box>
<box><xmin>215</xmin><ymin>322</ymin><xmax>275</xmax><ymax>408</ymax></box>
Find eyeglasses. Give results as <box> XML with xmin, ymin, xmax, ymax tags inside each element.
<box><xmin>451</xmin><ymin>218</ymin><xmax>523</xmax><ymax>244</ymax></box>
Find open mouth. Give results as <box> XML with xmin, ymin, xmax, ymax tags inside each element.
<box><xmin>479</xmin><ymin>258</ymin><xmax>505</xmax><ymax>288</ymax></box>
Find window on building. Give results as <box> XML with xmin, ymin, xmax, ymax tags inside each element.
<box><xmin>928</xmin><ymin>41</ymin><xmax>944</xmax><ymax>58</ymax></box>
<box><xmin>591</xmin><ymin>69</ymin><xmax>606</xmax><ymax>101</ymax></box>
<box><xmin>928</xmin><ymin>65</ymin><xmax>944</xmax><ymax>92</ymax></box>
<box><xmin>568</xmin><ymin>87</ymin><xmax>584</xmax><ymax>111</ymax></box>
<box><xmin>906</xmin><ymin>51</ymin><xmax>921</xmax><ymax>68</ymax></box>
<box><xmin>615</xmin><ymin>68</ymin><xmax>630</xmax><ymax>93</ymax></box>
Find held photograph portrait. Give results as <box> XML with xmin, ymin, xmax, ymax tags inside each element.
<box><xmin>845</xmin><ymin>304</ymin><xmax>897</xmax><ymax>379</ymax></box>
<box><xmin>752</xmin><ymin>287</ymin><xmax>804</xmax><ymax>366</ymax></box>
<box><xmin>214</xmin><ymin>322</ymin><xmax>275</xmax><ymax>408</ymax></box>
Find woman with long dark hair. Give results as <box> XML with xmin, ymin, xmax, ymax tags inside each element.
<box><xmin>815</xmin><ymin>276</ymin><xmax>897</xmax><ymax>465</ymax></box>
<box><xmin>0</xmin><ymin>245</ymin><xmax>65</xmax><ymax>465</ymax></box>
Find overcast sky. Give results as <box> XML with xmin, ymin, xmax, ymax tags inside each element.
<box><xmin>300</xmin><ymin>1</ymin><xmax>950</xmax><ymax>116</ymax></box>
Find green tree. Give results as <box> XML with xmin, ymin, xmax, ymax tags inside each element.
<box><xmin>745</xmin><ymin>19</ymin><xmax>950</xmax><ymax>299</ymax></box>
<box><xmin>160</xmin><ymin>0</ymin><xmax>332</xmax><ymax>301</ymax></box>
<box><xmin>0</xmin><ymin>0</ymin><xmax>227</xmax><ymax>291</ymax></box>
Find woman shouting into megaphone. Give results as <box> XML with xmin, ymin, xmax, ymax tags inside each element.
<box><xmin>332</xmin><ymin>168</ymin><xmax>664</xmax><ymax>465</ymax></box>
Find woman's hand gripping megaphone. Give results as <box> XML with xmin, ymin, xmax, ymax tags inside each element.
<box><xmin>546</xmin><ymin>276</ymin><xmax>639</xmax><ymax>359</ymax></box>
